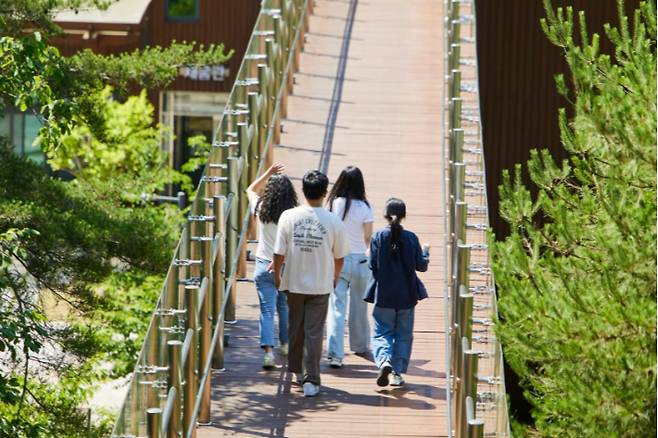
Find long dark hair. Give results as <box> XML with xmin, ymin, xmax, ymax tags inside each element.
<box><xmin>327</xmin><ymin>166</ymin><xmax>369</xmax><ymax>220</ymax></box>
<box><xmin>256</xmin><ymin>175</ymin><xmax>298</xmax><ymax>224</ymax></box>
<box><xmin>384</xmin><ymin>198</ymin><xmax>406</xmax><ymax>253</ymax></box>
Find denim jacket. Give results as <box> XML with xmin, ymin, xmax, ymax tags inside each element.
<box><xmin>364</xmin><ymin>227</ymin><xmax>429</xmax><ymax>309</ymax></box>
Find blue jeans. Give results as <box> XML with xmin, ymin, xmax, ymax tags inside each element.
<box><xmin>327</xmin><ymin>253</ymin><xmax>371</xmax><ymax>359</ymax></box>
<box><xmin>372</xmin><ymin>305</ymin><xmax>415</xmax><ymax>374</ymax></box>
<box><xmin>254</xmin><ymin>257</ymin><xmax>289</xmax><ymax>348</ymax></box>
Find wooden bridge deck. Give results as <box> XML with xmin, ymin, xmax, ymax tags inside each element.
<box><xmin>198</xmin><ymin>0</ymin><xmax>447</xmax><ymax>436</ymax></box>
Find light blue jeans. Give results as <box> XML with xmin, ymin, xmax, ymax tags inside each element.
<box><xmin>327</xmin><ymin>253</ymin><xmax>371</xmax><ymax>359</ymax></box>
<box><xmin>372</xmin><ymin>306</ymin><xmax>415</xmax><ymax>374</ymax></box>
<box><xmin>254</xmin><ymin>257</ymin><xmax>289</xmax><ymax>348</ymax></box>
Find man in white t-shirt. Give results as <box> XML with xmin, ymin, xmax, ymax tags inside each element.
<box><xmin>272</xmin><ymin>170</ymin><xmax>351</xmax><ymax>397</ymax></box>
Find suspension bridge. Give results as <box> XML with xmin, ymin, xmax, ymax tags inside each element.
<box><xmin>110</xmin><ymin>1</ymin><xmax>509</xmax><ymax>437</ymax></box>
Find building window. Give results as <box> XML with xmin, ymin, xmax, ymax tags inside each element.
<box><xmin>0</xmin><ymin>109</ymin><xmax>45</xmax><ymax>164</ymax></box>
<box><xmin>166</xmin><ymin>0</ymin><xmax>199</xmax><ymax>21</ymax></box>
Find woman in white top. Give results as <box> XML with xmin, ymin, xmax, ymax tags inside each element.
<box><xmin>246</xmin><ymin>163</ymin><xmax>298</xmax><ymax>369</ymax></box>
<box><xmin>326</xmin><ymin>166</ymin><xmax>374</xmax><ymax>368</ymax></box>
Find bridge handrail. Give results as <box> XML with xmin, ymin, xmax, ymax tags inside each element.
<box><xmin>444</xmin><ymin>1</ymin><xmax>511</xmax><ymax>437</ymax></box>
<box><xmin>110</xmin><ymin>1</ymin><xmax>311</xmax><ymax>436</ymax></box>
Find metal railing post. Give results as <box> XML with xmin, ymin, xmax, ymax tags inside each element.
<box><xmin>237</xmin><ymin>122</ymin><xmax>250</xmax><ymax>280</ymax></box>
<box><xmin>248</xmin><ymin>92</ymin><xmax>261</xmax><ymax>181</ymax></box>
<box><xmin>180</xmin><ymin>223</ymin><xmax>191</xmax><ymax>308</ymax></box>
<box><xmin>458</xmin><ymin>284</ymin><xmax>473</xmax><ymax>345</ymax></box>
<box><xmin>452</xmin><ymin>242</ymin><xmax>470</xmax><ymax>324</ymax></box>
<box><xmin>449</xmin><ymin>43</ymin><xmax>460</xmax><ymax>72</ymax></box>
<box><xmin>451</xmin><ymin>19</ymin><xmax>461</xmax><ymax>46</ymax></box>
<box><xmin>257</xmin><ymin>64</ymin><xmax>269</xmax><ymax>158</ymax></box>
<box><xmin>273</xmin><ymin>17</ymin><xmax>289</xmax><ymax>119</ymax></box>
<box><xmin>453</xmin><ymin>200</ymin><xmax>467</xmax><ymax>250</ymax></box>
<box><xmin>451</xmin><ymin>97</ymin><xmax>462</xmax><ymax>132</ymax></box>
<box><xmin>460</xmin><ymin>341</ymin><xmax>479</xmax><ymax>438</ymax></box>
<box><xmin>182</xmin><ymin>330</ymin><xmax>195</xmax><ymax>438</ymax></box>
<box><xmin>166</xmin><ymin>340</ymin><xmax>182</xmax><ymax>437</ymax></box>
<box><xmin>146</xmin><ymin>407</ymin><xmax>162</xmax><ymax>438</ymax></box>
<box><xmin>451</xmin><ymin>69</ymin><xmax>461</xmax><ymax>100</ymax></box>
<box><xmin>451</xmin><ymin>128</ymin><xmax>464</xmax><ymax>165</ymax></box>
<box><xmin>265</xmin><ymin>38</ymin><xmax>279</xmax><ymax>160</ymax></box>
<box><xmin>449</xmin><ymin>162</ymin><xmax>466</xmax><ymax>235</ymax></box>
<box><xmin>466</xmin><ymin>396</ymin><xmax>485</xmax><ymax>438</ymax></box>
<box><xmin>225</xmin><ymin>158</ymin><xmax>239</xmax><ymax>322</ymax></box>
<box><xmin>212</xmin><ymin>196</ymin><xmax>226</xmax><ymax>369</ymax></box>
<box><xmin>198</xmin><ymin>277</ymin><xmax>212</xmax><ymax>423</ymax></box>
<box><xmin>451</xmin><ymin>242</ymin><xmax>470</xmax><ymax>376</ymax></box>
<box><xmin>185</xmin><ymin>281</ymin><xmax>199</xmax><ymax>382</ymax></box>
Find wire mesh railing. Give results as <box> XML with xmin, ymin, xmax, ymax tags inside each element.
<box><xmin>443</xmin><ymin>0</ymin><xmax>511</xmax><ymax>437</ymax></box>
<box><xmin>110</xmin><ymin>1</ymin><xmax>312</xmax><ymax>436</ymax></box>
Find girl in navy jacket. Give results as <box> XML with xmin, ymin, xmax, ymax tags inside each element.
<box><xmin>365</xmin><ymin>198</ymin><xmax>430</xmax><ymax>386</ymax></box>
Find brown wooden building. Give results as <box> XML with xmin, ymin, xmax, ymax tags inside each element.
<box><xmin>49</xmin><ymin>0</ymin><xmax>260</xmax><ymax>173</ymax></box>
<box><xmin>474</xmin><ymin>0</ymin><xmax>640</xmax><ymax>240</ymax></box>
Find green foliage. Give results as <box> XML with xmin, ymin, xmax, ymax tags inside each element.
<box><xmin>0</xmin><ymin>362</ymin><xmax>113</xmax><ymax>437</ymax></box>
<box><xmin>0</xmin><ymin>144</ymin><xmax>182</xmax><ymax>436</ymax></box>
<box><xmin>0</xmin><ymin>1</ymin><xmax>232</xmax><ymax>435</ymax></box>
<box><xmin>0</xmin><ymin>32</ymin><xmax>230</xmax><ymax>151</ymax></box>
<box><xmin>83</xmin><ymin>270</ymin><xmax>164</xmax><ymax>377</ymax></box>
<box><xmin>65</xmin><ymin>42</ymin><xmax>233</xmax><ymax>100</ymax></box>
<box><xmin>492</xmin><ymin>1</ymin><xmax>656</xmax><ymax>436</ymax></box>
<box><xmin>47</xmin><ymin>86</ymin><xmax>190</xmax><ymax>197</ymax></box>
<box><xmin>181</xmin><ymin>133</ymin><xmax>212</xmax><ymax>175</ymax></box>
<box><xmin>168</xmin><ymin>0</ymin><xmax>198</xmax><ymax>18</ymax></box>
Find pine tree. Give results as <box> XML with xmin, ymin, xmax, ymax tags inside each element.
<box><xmin>491</xmin><ymin>1</ymin><xmax>656</xmax><ymax>436</ymax></box>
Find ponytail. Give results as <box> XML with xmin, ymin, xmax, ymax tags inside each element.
<box><xmin>384</xmin><ymin>198</ymin><xmax>406</xmax><ymax>254</ymax></box>
<box><xmin>389</xmin><ymin>215</ymin><xmax>403</xmax><ymax>253</ymax></box>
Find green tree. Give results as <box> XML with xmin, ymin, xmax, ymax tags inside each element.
<box><xmin>491</xmin><ymin>1</ymin><xmax>656</xmax><ymax>436</ymax></box>
<box><xmin>0</xmin><ymin>1</ymin><xmax>230</xmax><ymax>436</ymax></box>
<box><xmin>46</xmin><ymin>86</ymin><xmax>192</xmax><ymax>196</ymax></box>
<box><xmin>0</xmin><ymin>143</ymin><xmax>184</xmax><ymax>436</ymax></box>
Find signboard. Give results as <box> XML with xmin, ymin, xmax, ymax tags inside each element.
<box><xmin>179</xmin><ymin>64</ymin><xmax>229</xmax><ymax>81</ymax></box>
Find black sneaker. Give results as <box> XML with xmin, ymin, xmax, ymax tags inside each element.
<box><xmin>376</xmin><ymin>361</ymin><xmax>393</xmax><ymax>387</ymax></box>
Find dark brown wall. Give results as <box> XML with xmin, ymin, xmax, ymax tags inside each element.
<box><xmin>149</xmin><ymin>0</ymin><xmax>261</xmax><ymax>93</ymax></box>
<box><xmin>52</xmin><ymin>0</ymin><xmax>261</xmax><ymax>93</ymax></box>
<box><xmin>474</xmin><ymin>0</ymin><xmax>640</xmax><ymax>239</ymax></box>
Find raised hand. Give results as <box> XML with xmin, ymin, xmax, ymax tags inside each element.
<box><xmin>268</xmin><ymin>163</ymin><xmax>285</xmax><ymax>175</ymax></box>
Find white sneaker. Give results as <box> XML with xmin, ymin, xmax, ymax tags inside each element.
<box><xmin>293</xmin><ymin>372</ymin><xmax>303</xmax><ymax>385</ymax></box>
<box><xmin>262</xmin><ymin>352</ymin><xmax>275</xmax><ymax>369</ymax></box>
<box><xmin>376</xmin><ymin>361</ymin><xmax>393</xmax><ymax>387</ymax></box>
<box><xmin>390</xmin><ymin>373</ymin><xmax>405</xmax><ymax>386</ymax></box>
<box><xmin>303</xmin><ymin>382</ymin><xmax>320</xmax><ymax>397</ymax></box>
<box><xmin>277</xmin><ymin>343</ymin><xmax>288</xmax><ymax>356</ymax></box>
<box><xmin>329</xmin><ymin>357</ymin><xmax>343</xmax><ymax>368</ymax></box>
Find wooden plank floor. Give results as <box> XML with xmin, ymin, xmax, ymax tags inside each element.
<box><xmin>198</xmin><ymin>0</ymin><xmax>446</xmax><ymax>436</ymax></box>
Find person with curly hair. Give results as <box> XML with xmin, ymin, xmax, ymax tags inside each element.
<box><xmin>247</xmin><ymin>163</ymin><xmax>298</xmax><ymax>369</ymax></box>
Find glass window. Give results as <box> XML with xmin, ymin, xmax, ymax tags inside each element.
<box><xmin>23</xmin><ymin>114</ymin><xmax>44</xmax><ymax>164</ymax></box>
<box><xmin>0</xmin><ymin>114</ymin><xmax>9</xmax><ymax>139</ymax></box>
<box><xmin>11</xmin><ymin>113</ymin><xmax>23</xmax><ymax>152</ymax></box>
<box><xmin>166</xmin><ymin>0</ymin><xmax>199</xmax><ymax>21</ymax></box>
<box><xmin>0</xmin><ymin>109</ymin><xmax>45</xmax><ymax>163</ymax></box>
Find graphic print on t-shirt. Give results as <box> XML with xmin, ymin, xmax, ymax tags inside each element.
<box><xmin>292</xmin><ymin>217</ymin><xmax>328</xmax><ymax>253</ymax></box>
